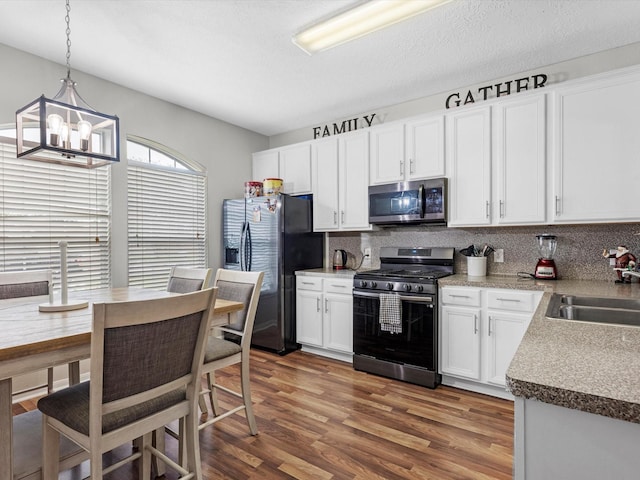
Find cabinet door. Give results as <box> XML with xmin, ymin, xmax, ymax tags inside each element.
<box><xmin>369</xmin><ymin>123</ymin><xmax>405</xmax><ymax>185</ymax></box>
<box><xmin>324</xmin><ymin>292</ymin><xmax>353</xmax><ymax>353</ymax></box>
<box><xmin>406</xmin><ymin>114</ymin><xmax>445</xmax><ymax>180</ymax></box>
<box><xmin>339</xmin><ymin>131</ymin><xmax>371</xmax><ymax>230</ymax></box>
<box><xmin>252</xmin><ymin>149</ymin><xmax>279</xmax><ymax>182</ymax></box>
<box><xmin>446</xmin><ymin>106</ymin><xmax>492</xmax><ymax>226</ymax></box>
<box><xmin>486</xmin><ymin>311</ymin><xmax>530</xmax><ymax>386</ymax></box>
<box><xmin>553</xmin><ymin>71</ymin><xmax>640</xmax><ymax>222</ymax></box>
<box><xmin>296</xmin><ymin>289</ymin><xmax>323</xmax><ymax>346</ymax></box>
<box><xmin>312</xmin><ymin>137</ymin><xmax>340</xmax><ymax>231</ymax></box>
<box><xmin>440</xmin><ymin>306</ymin><xmax>481</xmax><ymax>380</ymax></box>
<box><xmin>280</xmin><ymin>143</ymin><xmax>312</xmax><ymax>195</ymax></box>
<box><xmin>495</xmin><ymin>94</ymin><xmax>547</xmax><ymax>224</ymax></box>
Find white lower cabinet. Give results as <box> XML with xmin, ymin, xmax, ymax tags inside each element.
<box><xmin>296</xmin><ymin>275</ymin><xmax>353</xmax><ymax>362</ymax></box>
<box><xmin>440</xmin><ymin>286</ymin><xmax>542</xmax><ymax>399</ymax></box>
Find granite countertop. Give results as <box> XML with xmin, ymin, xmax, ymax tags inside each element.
<box><xmin>441</xmin><ymin>274</ymin><xmax>640</xmax><ymax>423</ymax></box>
<box><xmin>296</xmin><ymin>268</ymin><xmax>357</xmax><ymax>278</ymax></box>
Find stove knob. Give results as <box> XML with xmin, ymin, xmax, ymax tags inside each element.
<box><xmin>386</xmin><ymin>282</ymin><xmax>394</xmax><ymax>291</ymax></box>
<box><xmin>359</xmin><ymin>280</ymin><xmax>368</xmax><ymax>288</ymax></box>
<box><xmin>403</xmin><ymin>284</ymin><xmax>412</xmax><ymax>292</ymax></box>
<box><xmin>416</xmin><ymin>285</ymin><xmax>424</xmax><ymax>292</ymax></box>
<box><xmin>371</xmin><ymin>281</ymin><xmax>377</xmax><ymax>289</ymax></box>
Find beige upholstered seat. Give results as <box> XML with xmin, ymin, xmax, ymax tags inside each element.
<box><xmin>37</xmin><ymin>288</ymin><xmax>218</xmax><ymax>480</ymax></box>
<box><xmin>166</xmin><ymin>266</ymin><xmax>212</xmax><ymax>293</ymax></box>
<box><xmin>199</xmin><ymin>268</ymin><xmax>264</xmax><ymax>435</ymax></box>
<box><xmin>0</xmin><ymin>270</ymin><xmax>57</xmax><ymax>395</ymax></box>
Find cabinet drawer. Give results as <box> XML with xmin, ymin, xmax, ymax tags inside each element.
<box><xmin>441</xmin><ymin>287</ymin><xmax>481</xmax><ymax>307</ymax></box>
<box><xmin>324</xmin><ymin>278</ymin><xmax>353</xmax><ymax>294</ymax></box>
<box><xmin>487</xmin><ymin>289</ymin><xmax>540</xmax><ymax>313</ymax></box>
<box><xmin>296</xmin><ymin>276</ymin><xmax>323</xmax><ymax>291</ymax></box>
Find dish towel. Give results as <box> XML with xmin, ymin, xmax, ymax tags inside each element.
<box><xmin>379</xmin><ymin>293</ymin><xmax>402</xmax><ymax>334</ymax></box>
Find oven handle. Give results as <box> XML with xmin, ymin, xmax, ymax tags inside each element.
<box><xmin>353</xmin><ymin>291</ymin><xmax>434</xmax><ymax>303</ymax></box>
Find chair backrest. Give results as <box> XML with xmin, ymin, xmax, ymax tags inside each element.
<box><xmin>89</xmin><ymin>287</ymin><xmax>218</xmax><ymax>437</ymax></box>
<box><xmin>0</xmin><ymin>270</ymin><xmax>52</xmax><ymax>301</ymax></box>
<box><xmin>213</xmin><ymin>269</ymin><xmax>263</xmax><ymax>348</ymax></box>
<box><xmin>166</xmin><ymin>266</ymin><xmax>213</xmax><ymax>293</ymax></box>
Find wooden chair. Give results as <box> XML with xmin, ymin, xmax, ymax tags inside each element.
<box><xmin>37</xmin><ymin>287</ymin><xmax>218</xmax><ymax>480</ymax></box>
<box><xmin>0</xmin><ymin>270</ymin><xmax>57</xmax><ymax>395</ymax></box>
<box><xmin>199</xmin><ymin>268</ymin><xmax>264</xmax><ymax>435</ymax></box>
<box><xmin>166</xmin><ymin>266</ymin><xmax>212</xmax><ymax>293</ymax></box>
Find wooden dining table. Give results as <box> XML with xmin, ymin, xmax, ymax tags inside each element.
<box><xmin>0</xmin><ymin>287</ymin><xmax>243</xmax><ymax>480</ymax></box>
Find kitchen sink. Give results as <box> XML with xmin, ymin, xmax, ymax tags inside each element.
<box><xmin>545</xmin><ymin>293</ymin><xmax>640</xmax><ymax>327</ymax></box>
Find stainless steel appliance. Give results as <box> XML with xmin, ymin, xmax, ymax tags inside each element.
<box><xmin>368</xmin><ymin>178</ymin><xmax>446</xmax><ymax>225</ymax></box>
<box><xmin>353</xmin><ymin>246</ymin><xmax>454</xmax><ymax>388</ymax></box>
<box><xmin>223</xmin><ymin>194</ymin><xmax>324</xmax><ymax>354</ymax></box>
<box><xmin>333</xmin><ymin>249</ymin><xmax>347</xmax><ymax>270</ymax></box>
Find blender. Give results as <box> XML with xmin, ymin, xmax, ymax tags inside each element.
<box><xmin>535</xmin><ymin>234</ymin><xmax>558</xmax><ymax>279</ymax></box>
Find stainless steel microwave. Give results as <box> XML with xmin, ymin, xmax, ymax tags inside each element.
<box><xmin>368</xmin><ymin>178</ymin><xmax>447</xmax><ymax>225</ymax></box>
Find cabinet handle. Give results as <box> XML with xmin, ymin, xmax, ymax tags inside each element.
<box><xmin>555</xmin><ymin>195</ymin><xmax>560</xmax><ymax>216</ymax></box>
<box><xmin>485</xmin><ymin>201</ymin><xmax>490</xmax><ymax>218</ymax></box>
<box><xmin>301</xmin><ymin>281</ymin><xmax>315</xmax><ymax>285</ymax></box>
<box><xmin>330</xmin><ymin>284</ymin><xmax>347</xmax><ymax>289</ymax></box>
<box><xmin>473</xmin><ymin>314</ymin><xmax>478</xmax><ymax>334</ymax></box>
<box><xmin>496</xmin><ymin>297</ymin><xmax>521</xmax><ymax>302</ymax></box>
<box><xmin>488</xmin><ymin>316</ymin><xmax>492</xmax><ymax>336</ymax></box>
<box><xmin>409</xmin><ymin>158</ymin><xmax>414</xmax><ymax>174</ymax></box>
<box><xmin>450</xmin><ymin>294</ymin><xmax>471</xmax><ymax>299</ymax></box>
<box><xmin>400</xmin><ymin>159</ymin><xmax>405</xmax><ymax>176</ymax></box>
<box><xmin>316</xmin><ymin>297</ymin><xmax>320</xmax><ymax>312</ymax></box>
<box><xmin>333</xmin><ymin>211</ymin><xmax>338</xmax><ymax>225</ymax></box>
<box><xmin>341</xmin><ymin>210</ymin><xmax>345</xmax><ymax>223</ymax></box>
<box><xmin>499</xmin><ymin>200</ymin><xmax>504</xmax><ymax>218</ymax></box>
<box><xmin>324</xmin><ymin>298</ymin><xmax>329</xmax><ymax>313</ymax></box>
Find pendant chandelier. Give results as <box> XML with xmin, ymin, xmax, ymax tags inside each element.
<box><xmin>15</xmin><ymin>0</ymin><xmax>119</xmax><ymax>168</ymax></box>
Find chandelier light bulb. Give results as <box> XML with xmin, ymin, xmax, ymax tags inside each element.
<box><xmin>47</xmin><ymin>113</ymin><xmax>64</xmax><ymax>146</ymax></box>
<box><xmin>60</xmin><ymin>122</ymin><xmax>70</xmax><ymax>149</ymax></box>
<box><xmin>77</xmin><ymin>120</ymin><xmax>92</xmax><ymax>151</ymax></box>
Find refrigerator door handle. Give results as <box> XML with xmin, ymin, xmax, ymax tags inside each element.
<box><xmin>240</xmin><ymin>221</ymin><xmax>248</xmax><ymax>271</ymax></box>
<box><xmin>246</xmin><ymin>223</ymin><xmax>252</xmax><ymax>271</ymax></box>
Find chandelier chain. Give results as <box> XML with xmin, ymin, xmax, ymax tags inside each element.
<box><xmin>65</xmin><ymin>0</ymin><xmax>71</xmax><ymax>78</ymax></box>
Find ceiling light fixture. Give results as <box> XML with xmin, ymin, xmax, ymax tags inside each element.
<box><xmin>292</xmin><ymin>0</ymin><xmax>453</xmax><ymax>55</ymax></box>
<box><xmin>15</xmin><ymin>0</ymin><xmax>119</xmax><ymax>168</ymax></box>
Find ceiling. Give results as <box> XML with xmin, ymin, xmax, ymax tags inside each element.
<box><xmin>1</xmin><ymin>0</ymin><xmax>640</xmax><ymax>137</ymax></box>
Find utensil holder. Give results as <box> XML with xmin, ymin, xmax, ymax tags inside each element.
<box><xmin>467</xmin><ymin>256</ymin><xmax>487</xmax><ymax>277</ymax></box>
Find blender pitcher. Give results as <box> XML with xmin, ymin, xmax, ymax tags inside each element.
<box><xmin>535</xmin><ymin>234</ymin><xmax>558</xmax><ymax>279</ymax></box>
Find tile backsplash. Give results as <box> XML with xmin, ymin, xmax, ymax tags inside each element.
<box><xmin>327</xmin><ymin>223</ymin><xmax>640</xmax><ymax>282</ymax></box>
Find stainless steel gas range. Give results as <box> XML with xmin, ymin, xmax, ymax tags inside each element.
<box><xmin>352</xmin><ymin>246</ymin><xmax>454</xmax><ymax>388</ymax></box>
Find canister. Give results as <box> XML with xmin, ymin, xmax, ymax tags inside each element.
<box><xmin>263</xmin><ymin>178</ymin><xmax>283</xmax><ymax>196</ymax></box>
<box><xmin>244</xmin><ymin>181</ymin><xmax>263</xmax><ymax>198</ymax></box>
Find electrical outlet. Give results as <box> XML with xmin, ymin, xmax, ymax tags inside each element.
<box><xmin>494</xmin><ymin>249</ymin><xmax>504</xmax><ymax>263</ymax></box>
<box><xmin>362</xmin><ymin>247</ymin><xmax>372</xmax><ymax>268</ymax></box>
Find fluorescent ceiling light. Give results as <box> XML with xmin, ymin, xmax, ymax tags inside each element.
<box><xmin>292</xmin><ymin>0</ymin><xmax>453</xmax><ymax>55</ymax></box>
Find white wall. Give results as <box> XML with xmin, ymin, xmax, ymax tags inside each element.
<box><xmin>269</xmin><ymin>41</ymin><xmax>640</xmax><ymax>148</ymax></box>
<box><xmin>0</xmin><ymin>43</ymin><xmax>269</xmax><ymax>285</ymax></box>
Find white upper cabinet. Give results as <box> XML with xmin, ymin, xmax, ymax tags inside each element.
<box><xmin>252</xmin><ymin>142</ymin><xmax>312</xmax><ymax>195</ymax></box>
<box><xmin>494</xmin><ymin>94</ymin><xmax>547</xmax><ymax>225</ymax></box>
<box><xmin>251</xmin><ymin>149</ymin><xmax>279</xmax><ymax>183</ymax></box>
<box><xmin>279</xmin><ymin>142</ymin><xmax>312</xmax><ymax>195</ymax></box>
<box><xmin>369</xmin><ymin>122</ymin><xmax>405</xmax><ymax>185</ymax></box>
<box><xmin>446</xmin><ymin>106</ymin><xmax>492</xmax><ymax>226</ymax></box>
<box><xmin>405</xmin><ymin>114</ymin><xmax>446</xmax><ymax>180</ymax></box>
<box><xmin>312</xmin><ymin>132</ymin><xmax>371</xmax><ymax>232</ymax></box>
<box><xmin>551</xmin><ymin>68</ymin><xmax>640</xmax><ymax>223</ymax></box>
<box><xmin>369</xmin><ymin>114</ymin><xmax>445</xmax><ymax>185</ymax></box>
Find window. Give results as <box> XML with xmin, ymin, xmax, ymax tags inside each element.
<box><xmin>0</xmin><ymin>129</ymin><xmax>111</xmax><ymax>290</ymax></box>
<box><xmin>127</xmin><ymin>137</ymin><xmax>207</xmax><ymax>289</ymax></box>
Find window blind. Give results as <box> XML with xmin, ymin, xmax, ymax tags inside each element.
<box><xmin>0</xmin><ymin>140</ymin><xmax>111</xmax><ymax>291</ymax></box>
<box><xmin>127</xmin><ymin>147</ymin><xmax>207</xmax><ymax>290</ymax></box>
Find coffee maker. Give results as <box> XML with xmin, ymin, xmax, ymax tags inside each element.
<box><xmin>534</xmin><ymin>234</ymin><xmax>558</xmax><ymax>279</ymax></box>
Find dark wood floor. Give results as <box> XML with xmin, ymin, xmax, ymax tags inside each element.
<box><xmin>15</xmin><ymin>349</ymin><xmax>514</xmax><ymax>479</ymax></box>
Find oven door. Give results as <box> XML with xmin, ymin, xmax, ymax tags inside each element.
<box><xmin>353</xmin><ymin>290</ymin><xmax>437</xmax><ymax>370</ymax></box>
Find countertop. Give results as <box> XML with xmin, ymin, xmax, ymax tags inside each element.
<box><xmin>441</xmin><ymin>274</ymin><xmax>640</xmax><ymax>424</ymax></box>
<box><xmin>295</xmin><ymin>268</ymin><xmax>357</xmax><ymax>278</ymax></box>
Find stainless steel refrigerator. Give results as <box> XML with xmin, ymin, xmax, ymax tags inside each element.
<box><xmin>222</xmin><ymin>194</ymin><xmax>324</xmax><ymax>354</ymax></box>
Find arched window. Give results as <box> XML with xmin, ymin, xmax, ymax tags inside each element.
<box><xmin>127</xmin><ymin>137</ymin><xmax>207</xmax><ymax>289</ymax></box>
<box><xmin>0</xmin><ymin>127</ymin><xmax>111</xmax><ymax>290</ymax></box>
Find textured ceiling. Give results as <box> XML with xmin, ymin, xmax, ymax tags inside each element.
<box><xmin>0</xmin><ymin>0</ymin><xmax>640</xmax><ymax>137</ymax></box>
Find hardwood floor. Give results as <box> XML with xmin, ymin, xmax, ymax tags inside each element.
<box><xmin>15</xmin><ymin>349</ymin><xmax>514</xmax><ymax>479</ymax></box>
